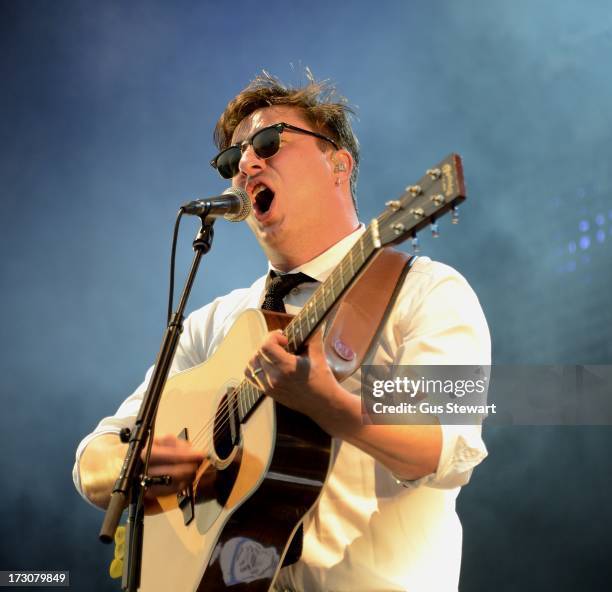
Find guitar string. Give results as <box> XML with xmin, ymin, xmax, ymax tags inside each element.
<box><xmin>186</xmin><ymin>230</ymin><xmax>378</xmax><ymax>453</ymax></box>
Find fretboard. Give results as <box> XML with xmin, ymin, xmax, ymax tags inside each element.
<box><xmin>235</xmin><ymin>223</ymin><xmax>381</xmax><ymax>424</ymax></box>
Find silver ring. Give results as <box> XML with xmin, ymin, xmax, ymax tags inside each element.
<box><xmin>253</xmin><ymin>367</ymin><xmax>264</xmax><ymax>376</ymax></box>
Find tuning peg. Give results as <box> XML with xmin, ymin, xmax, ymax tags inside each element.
<box><xmin>431</xmin><ymin>221</ymin><xmax>439</xmax><ymax>238</ymax></box>
<box><xmin>391</xmin><ymin>222</ymin><xmax>405</xmax><ymax>235</ymax></box>
<box><xmin>451</xmin><ymin>206</ymin><xmax>459</xmax><ymax>224</ymax></box>
<box><xmin>411</xmin><ymin>233</ymin><xmax>420</xmax><ymax>253</ymax></box>
<box><xmin>427</xmin><ymin>168</ymin><xmax>442</xmax><ymax>180</ymax></box>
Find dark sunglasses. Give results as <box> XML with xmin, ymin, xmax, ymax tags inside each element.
<box><xmin>210</xmin><ymin>122</ymin><xmax>340</xmax><ymax>179</ymax></box>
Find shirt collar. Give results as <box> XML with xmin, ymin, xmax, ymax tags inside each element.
<box><xmin>267</xmin><ymin>224</ymin><xmax>366</xmax><ymax>283</ymax></box>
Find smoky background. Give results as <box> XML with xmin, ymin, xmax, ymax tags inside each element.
<box><xmin>1</xmin><ymin>1</ymin><xmax>611</xmax><ymax>589</ymax></box>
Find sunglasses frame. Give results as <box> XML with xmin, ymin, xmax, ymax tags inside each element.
<box><xmin>210</xmin><ymin>122</ymin><xmax>340</xmax><ymax>179</ymax></box>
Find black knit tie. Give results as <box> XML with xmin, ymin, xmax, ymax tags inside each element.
<box><xmin>261</xmin><ymin>271</ymin><xmax>315</xmax><ymax>312</ymax></box>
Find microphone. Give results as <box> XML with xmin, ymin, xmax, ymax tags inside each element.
<box><xmin>181</xmin><ymin>187</ymin><xmax>251</xmax><ymax>222</ymax></box>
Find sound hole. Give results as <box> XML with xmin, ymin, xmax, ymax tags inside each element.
<box><xmin>213</xmin><ymin>392</ymin><xmax>240</xmax><ymax>461</ymax></box>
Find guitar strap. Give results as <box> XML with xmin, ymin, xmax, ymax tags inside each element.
<box><xmin>322</xmin><ymin>247</ymin><xmax>416</xmax><ymax>381</ymax></box>
<box><xmin>282</xmin><ymin>247</ymin><xmax>415</xmax><ymax>568</ymax></box>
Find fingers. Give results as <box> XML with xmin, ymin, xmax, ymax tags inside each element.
<box><xmin>246</xmin><ymin>331</ymin><xmax>294</xmax><ymax>382</ymax></box>
<box><xmin>138</xmin><ymin>434</ymin><xmax>206</xmax><ymax>498</ymax></box>
<box><xmin>260</xmin><ymin>331</ymin><xmax>289</xmax><ymax>364</ymax></box>
<box><xmin>143</xmin><ymin>435</ymin><xmax>206</xmax><ymax>466</ymax></box>
<box><xmin>146</xmin><ymin>462</ymin><xmax>200</xmax><ymax>484</ymax></box>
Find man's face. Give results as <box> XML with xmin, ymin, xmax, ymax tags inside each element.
<box><xmin>230</xmin><ymin>106</ymin><xmax>342</xmax><ymax>262</ymax></box>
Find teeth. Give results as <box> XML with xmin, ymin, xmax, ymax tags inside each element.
<box><xmin>252</xmin><ymin>183</ymin><xmax>267</xmax><ymax>197</ymax></box>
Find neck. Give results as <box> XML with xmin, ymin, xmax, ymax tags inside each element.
<box><xmin>266</xmin><ymin>220</ymin><xmax>360</xmax><ymax>272</ymax></box>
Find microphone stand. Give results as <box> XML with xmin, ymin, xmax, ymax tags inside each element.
<box><xmin>99</xmin><ymin>215</ymin><xmax>215</xmax><ymax>592</ymax></box>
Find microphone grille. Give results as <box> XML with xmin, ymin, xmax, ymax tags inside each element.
<box><xmin>222</xmin><ymin>187</ymin><xmax>252</xmax><ymax>222</ymax></box>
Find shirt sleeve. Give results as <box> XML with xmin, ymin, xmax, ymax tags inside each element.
<box><xmin>389</xmin><ymin>260</ymin><xmax>491</xmax><ymax>490</ymax></box>
<box><xmin>72</xmin><ymin>300</ymin><xmax>218</xmax><ymax>500</ymax></box>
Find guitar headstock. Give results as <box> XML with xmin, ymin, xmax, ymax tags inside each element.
<box><xmin>374</xmin><ymin>153</ymin><xmax>466</xmax><ymax>249</ymax></box>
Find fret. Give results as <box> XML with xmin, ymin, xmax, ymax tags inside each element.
<box><xmin>348</xmin><ymin>248</ymin><xmax>355</xmax><ymax>276</ymax></box>
<box><xmin>339</xmin><ymin>258</ymin><xmax>347</xmax><ymax>289</ymax></box>
<box><xmin>308</xmin><ymin>294</ymin><xmax>318</xmax><ymax>324</ymax></box>
<box><xmin>342</xmin><ymin>262</ymin><xmax>351</xmax><ymax>288</ymax></box>
<box><xmin>242</xmin><ymin>384</ymin><xmax>250</xmax><ymax>419</ymax></box>
<box><xmin>241</xmin><ymin>384</ymin><xmax>250</xmax><ymax>421</ymax></box>
<box><xmin>228</xmin><ymin>390</ymin><xmax>238</xmax><ymax>443</ymax></box>
<box><xmin>246</xmin><ymin>384</ymin><xmax>253</xmax><ymax>410</ymax></box>
<box><xmin>321</xmin><ymin>283</ymin><xmax>329</xmax><ymax>310</ymax></box>
<box><xmin>244</xmin><ymin>385</ymin><xmax>251</xmax><ymax>415</ymax></box>
<box><xmin>333</xmin><ymin>267</ymin><xmax>344</xmax><ymax>293</ymax></box>
<box><xmin>351</xmin><ymin>245</ymin><xmax>360</xmax><ymax>270</ymax></box>
<box><xmin>328</xmin><ymin>276</ymin><xmax>337</xmax><ymax>302</ymax></box>
<box><xmin>238</xmin><ymin>387</ymin><xmax>245</xmax><ymax>420</ymax></box>
<box><xmin>285</xmin><ymin>323</ymin><xmax>296</xmax><ymax>352</ymax></box>
<box><xmin>328</xmin><ymin>273</ymin><xmax>337</xmax><ymax>305</ymax></box>
<box><xmin>313</xmin><ymin>292</ymin><xmax>324</xmax><ymax>324</ymax></box>
<box><xmin>306</xmin><ymin>302</ymin><xmax>315</xmax><ymax>331</ymax></box>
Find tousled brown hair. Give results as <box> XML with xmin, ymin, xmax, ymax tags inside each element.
<box><xmin>214</xmin><ymin>71</ymin><xmax>360</xmax><ymax>206</ymax></box>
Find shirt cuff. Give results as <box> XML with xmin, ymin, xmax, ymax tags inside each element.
<box><xmin>394</xmin><ymin>423</ymin><xmax>488</xmax><ymax>490</ymax></box>
<box><xmin>72</xmin><ymin>425</ymin><xmax>125</xmax><ymax>507</ymax></box>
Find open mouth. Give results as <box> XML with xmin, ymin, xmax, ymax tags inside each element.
<box><xmin>253</xmin><ymin>185</ymin><xmax>275</xmax><ymax>215</ymax></box>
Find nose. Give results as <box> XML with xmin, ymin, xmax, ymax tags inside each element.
<box><xmin>238</xmin><ymin>143</ymin><xmax>266</xmax><ymax>177</ymax></box>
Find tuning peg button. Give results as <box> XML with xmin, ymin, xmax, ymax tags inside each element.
<box><xmin>451</xmin><ymin>206</ymin><xmax>459</xmax><ymax>224</ymax></box>
<box><xmin>391</xmin><ymin>222</ymin><xmax>405</xmax><ymax>235</ymax></box>
<box><xmin>431</xmin><ymin>222</ymin><xmax>440</xmax><ymax>238</ymax></box>
<box><xmin>411</xmin><ymin>235</ymin><xmax>420</xmax><ymax>253</ymax></box>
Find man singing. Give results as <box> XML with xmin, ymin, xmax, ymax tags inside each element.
<box><xmin>74</xmin><ymin>73</ymin><xmax>490</xmax><ymax>591</ymax></box>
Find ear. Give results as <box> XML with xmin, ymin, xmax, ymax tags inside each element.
<box><xmin>331</xmin><ymin>149</ymin><xmax>353</xmax><ymax>185</ymax></box>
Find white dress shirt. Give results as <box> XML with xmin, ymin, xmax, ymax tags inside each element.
<box><xmin>74</xmin><ymin>226</ymin><xmax>490</xmax><ymax>591</ymax></box>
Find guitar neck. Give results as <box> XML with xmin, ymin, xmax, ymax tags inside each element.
<box><xmin>284</xmin><ymin>223</ymin><xmax>380</xmax><ymax>354</ymax></box>
<box><xmin>235</xmin><ymin>223</ymin><xmax>381</xmax><ymax>424</ymax></box>
<box><xmin>234</xmin><ymin>153</ymin><xmax>466</xmax><ymax>425</ymax></box>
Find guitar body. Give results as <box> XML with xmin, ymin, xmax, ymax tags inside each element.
<box><xmin>140</xmin><ymin>309</ymin><xmax>332</xmax><ymax>591</ymax></box>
